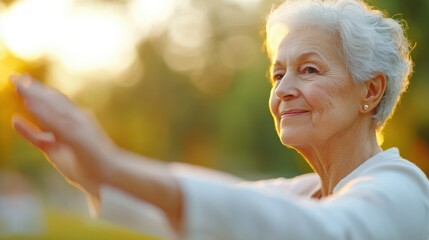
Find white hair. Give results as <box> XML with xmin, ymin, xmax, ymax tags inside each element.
<box><xmin>266</xmin><ymin>0</ymin><xmax>413</xmax><ymax>129</ymax></box>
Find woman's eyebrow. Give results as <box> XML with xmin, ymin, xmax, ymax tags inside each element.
<box><xmin>272</xmin><ymin>50</ymin><xmax>328</xmax><ymax>69</ymax></box>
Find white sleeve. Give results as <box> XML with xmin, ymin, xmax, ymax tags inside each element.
<box><xmin>87</xmin><ymin>185</ymin><xmax>175</xmax><ymax>239</ymax></box>
<box><xmin>177</xmin><ymin>162</ymin><xmax>429</xmax><ymax>240</ymax></box>
<box><xmin>84</xmin><ymin>162</ymin><xmax>243</xmax><ymax>239</ymax></box>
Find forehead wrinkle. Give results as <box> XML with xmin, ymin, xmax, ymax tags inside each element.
<box><xmin>272</xmin><ymin>27</ymin><xmax>343</xmax><ymax>66</ymax></box>
<box><xmin>274</xmin><ymin>39</ymin><xmax>329</xmax><ymax>62</ymax></box>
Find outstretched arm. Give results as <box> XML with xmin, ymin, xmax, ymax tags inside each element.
<box><xmin>10</xmin><ymin>74</ymin><xmax>183</xmax><ymax>233</ymax></box>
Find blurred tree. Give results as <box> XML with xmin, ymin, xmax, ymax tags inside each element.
<box><xmin>369</xmin><ymin>0</ymin><xmax>429</xmax><ymax>175</ymax></box>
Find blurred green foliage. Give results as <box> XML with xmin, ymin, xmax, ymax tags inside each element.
<box><xmin>1</xmin><ymin>209</ymin><xmax>159</xmax><ymax>240</ymax></box>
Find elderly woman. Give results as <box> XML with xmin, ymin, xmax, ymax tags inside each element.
<box><xmin>10</xmin><ymin>0</ymin><xmax>429</xmax><ymax>239</ymax></box>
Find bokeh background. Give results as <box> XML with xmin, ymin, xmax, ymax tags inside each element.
<box><xmin>0</xmin><ymin>0</ymin><xmax>428</xmax><ymax>239</ymax></box>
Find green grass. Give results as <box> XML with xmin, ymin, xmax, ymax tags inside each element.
<box><xmin>1</xmin><ymin>209</ymin><xmax>162</xmax><ymax>240</ymax></box>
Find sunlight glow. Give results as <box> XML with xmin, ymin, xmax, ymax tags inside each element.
<box><xmin>0</xmin><ymin>0</ymin><xmax>181</xmax><ymax>94</ymax></box>
<box><xmin>226</xmin><ymin>0</ymin><xmax>263</xmax><ymax>9</ymax></box>
<box><xmin>267</xmin><ymin>24</ymin><xmax>290</xmax><ymax>60</ymax></box>
<box><xmin>0</xmin><ymin>0</ymin><xmax>212</xmax><ymax>94</ymax></box>
<box><xmin>52</xmin><ymin>5</ymin><xmax>136</xmax><ymax>75</ymax></box>
<box><xmin>0</xmin><ymin>0</ymin><xmax>70</xmax><ymax>61</ymax></box>
<box><xmin>0</xmin><ymin>43</ymin><xmax>27</xmax><ymax>93</ymax></box>
<box><xmin>167</xmin><ymin>6</ymin><xmax>210</xmax><ymax>49</ymax></box>
<box><xmin>163</xmin><ymin>5</ymin><xmax>210</xmax><ymax>73</ymax></box>
<box><xmin>127</xmin><ymin>0</ymin><xmax>188</xmax><ymax>39</ymax></box>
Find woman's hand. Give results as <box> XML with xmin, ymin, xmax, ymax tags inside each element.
<box><xmin>10</xmin><ymin>74</ymin><xmax>184</xmax><ymax>233</ymax></box>
<box><xmin>10</xmin><ymin>74</ymin><xmax>116</xmax><ymax>197</ymax></box>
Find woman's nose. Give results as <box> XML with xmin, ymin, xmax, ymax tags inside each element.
<box><xmin>274</xmin><ymin>74</ymin><xmax>299</xmax><ymax>101</ymax></box>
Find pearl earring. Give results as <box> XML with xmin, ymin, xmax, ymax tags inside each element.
<box><xmin>363</xmin><ymin>104</ymin><xmax>369</xmax><ymax>111</ymax></box>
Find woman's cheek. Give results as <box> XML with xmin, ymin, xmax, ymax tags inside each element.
<box><xmin>307</xmin><ymin>84</ymin><xmax>333</xmax><ymax>110</ymax></box>
<box><xmin>303</xmin><ymin>82</ymin><xmax>336</xmax><ymax>124</ymax></box>
<box><xmin>269</xmin><ymin>90</ymin><xmax>281</xmax><ymax>131</ymax></box>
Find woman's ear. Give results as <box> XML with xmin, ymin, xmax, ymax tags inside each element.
<box><xmin>361</xmin><ymin>73</ymin><xmax>387</xmax><ymax>112</ymax></box>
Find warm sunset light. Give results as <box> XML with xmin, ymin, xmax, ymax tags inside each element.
<box><xmin>0</xmin><ymin>0</ymin><xmax>135</xmax><ymax>74</ymax></box>
<box><xmin>227</xmin><ymin>0</ymin><xmax>263</xmax><ymax>8</ymax></box>
<box><xmin>0</xmin><ymin>43</ymin><xmax>7</xmax><ymax>91</ymax></box>
<box><xmin>0</xmin><ymin>76</ymin><xmax>6</xmax><ymax>92</ymax></box>
<box><xmin>127</xmin><ymin>0</ymin><xmax>185</xmax><ymax>39</ymax></box>
<box><xmin>52</xmin><ymin>5</ymin><xmax>136</xmax><ymax>75</ymax></box>
<box><xmin>0</xmin><ymin>0</ymin><xmax>182</xmax><ymax>94</ymax></box>
<box><xmin>0</xmin><ymin>0</ymin><xmax>68</xmax><ymax>61</ymax></box>
<box><xmin>0</xmin><ymin>44</ymin><xmax>26</xmax><ymax>93</ymax></box>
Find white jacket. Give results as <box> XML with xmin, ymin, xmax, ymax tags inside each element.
<box><xmin>89</xmin><ymin>148</ymin><xmax>429</xmax><ymax>240</ymax></box>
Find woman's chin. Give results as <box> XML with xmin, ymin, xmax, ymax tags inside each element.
<box><xmin>279</xmin><ymin>134</ymin><xmax>305</xmax><ymax>148</ymax></box>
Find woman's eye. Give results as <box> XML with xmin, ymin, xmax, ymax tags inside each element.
<box><xmin>303</xmin><ymin>66</ymin><xmax>319</xmax><ymax>74</ymax></box>
<box><xmin>272</xmin><ymin>74</ymin><xmax>283</xmax><ymax>82</ymax></box>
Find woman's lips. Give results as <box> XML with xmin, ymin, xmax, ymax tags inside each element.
<box><xmin>280</xmin><ymin>109</ymin><xmax>309</xmax><ymax>118</ymax></box>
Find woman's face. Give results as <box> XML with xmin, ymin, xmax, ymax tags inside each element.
<box><xmin>269</xmin><ymin>27</ymin><xmax>365</xmax><ymax>148</ymax></box>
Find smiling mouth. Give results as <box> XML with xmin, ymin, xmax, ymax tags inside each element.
<box><xmin>280</xmin><ymin>110</ymin><xmax>309</xmax><ymax>118</ymax></box>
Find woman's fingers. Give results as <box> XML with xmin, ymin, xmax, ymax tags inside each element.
<box><xmin>10</xmin><ymin>74</ymin><xmax>66</xmax><ymax>120</ymax></box>
<box><xmin>12</xmin><ymin>114</ymin><xmax>56</xmax><ymax>150</ymax></box>
<box><xmin>10</xmin><ymin>74</ymin><xmax>55</xmax><ymax>125</ymax></box>
<box><xmin>10</xmin><ymin>73</ymin><xmax>114</xmax><ymax>171</ymax></box>
<box><xmin>10</xmin><ymin>75</ymin><xmax>104</xmax><ymax>196</ymax></box>
<box><xmin>10</xmin><ymin>74</ymin><xmax>34</xmax><ymax>98</ymax></box>
<box><xmin>9</xmin><ymin>74</ymin><xmax>87</xmax><ymax>142</ymax></box>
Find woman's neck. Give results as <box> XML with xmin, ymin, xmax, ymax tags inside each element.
<box><xmin>295</xmin><ymin>124</ymin><xmax>382</xmax><ymax>197</ymax></box>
